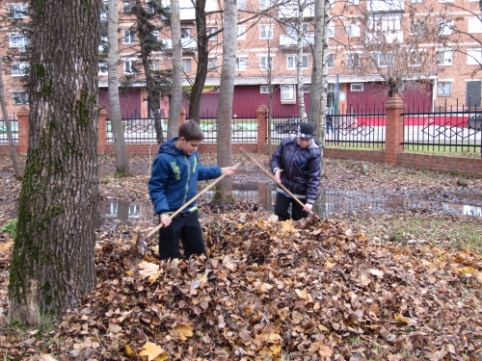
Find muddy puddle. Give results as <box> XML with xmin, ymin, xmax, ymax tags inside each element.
<box><xmin>97</xmin><ymin>183</ymin><xmax>482</xmax><ymax>227</ymax></box>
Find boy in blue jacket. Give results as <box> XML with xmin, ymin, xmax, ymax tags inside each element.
<box><xmin>148</xmin><ymin>121</ymin><xmax>236</xmax><ymax>260</ymax></box>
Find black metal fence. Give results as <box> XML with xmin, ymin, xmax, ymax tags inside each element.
<box><xmin>0</xmin><ymin>119</ymin><xmax>19</xmax><ymax>144</ymax></box>
<box><xmin>402</xmin><ymin>109</ymin><xmax>482</xmax><ymax>157</ymax></box>
<box><xmin>3</xmin><ymin>108</ymin><xmax>481</xmax><ymax>158</ymax></box>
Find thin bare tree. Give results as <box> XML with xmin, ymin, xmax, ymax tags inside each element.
<box><xmin>107</xmin><ymin>0</ymin><xmax>130</xmax><ymax>175</ymax></box>
<box><xmin>168</xmin><ymin>0</ymin><xmax>183</xmax><ymax>137</ymax></box>
<box><xmin>216</xmin><ymin>0</ymin><xmax>237</xmax><ymax>200</ymax></box>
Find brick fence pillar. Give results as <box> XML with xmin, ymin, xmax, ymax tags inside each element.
<box><xmin>384</xmin><ymin>94</ymin><xmax>404</xmax><ymax>164</ymax></box>
<box><xmin>17</xmin><ymin>107</ymin><xmax>29</xmax><ymax>155</ymax></box>
<box><xmin>98</xmin><ymin>109</ymin><xmax>107</xmax><ymax>155</ymax></box>
<box><xmin>256</xmin><ymin>104</ymin><xmax>269</xmax><ymax>152</ymax></box>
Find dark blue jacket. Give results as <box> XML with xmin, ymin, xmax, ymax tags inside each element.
<box><xmin>148</xmin><ymin>138</ymin><xmax>222</xmax><ymax>215</ymax></box>
<box><xmin>270</xmin><ymin>135</ymin><xmax>321</xmax><ymax>203</ymax></box>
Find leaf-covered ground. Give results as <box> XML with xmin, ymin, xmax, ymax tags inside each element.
<box><xmin>1</xmin><ymin>155</ymin><xmax>482</xmax><ymax>360</ymax></box>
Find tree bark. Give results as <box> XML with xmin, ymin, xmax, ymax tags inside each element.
<box><xmin>308</xmin><ymin>0</ymin><xmax>327</xmax><ymax>138</ymax></box>
<box><xmin>169</xmin><ymin>0</ymin><xmax>183</xmax><ymax>137</ymax></box>
<box><xmin>188</xmin><ymin>0</ymin><xmax>208</xmax><ymax>123</ymax></box>
<box><xmin>8</xmin><ymin>0</ymin><xmax>100</xmax><ymax>326</ymax></box>
<box><xmin>108</xmin><ymin>0</ymin><xmax>130</xmax><ymax>173</ymax></box>
<box><xmin>216</xmin><ymin>0</ymin><xmax>237</xmax><ymax>199</ymax></box>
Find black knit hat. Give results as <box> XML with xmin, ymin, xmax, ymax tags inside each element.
<box><xmin>298</xmin><ymin>123</ymin><xmax>314</xmax><ymax>140</ymax></box>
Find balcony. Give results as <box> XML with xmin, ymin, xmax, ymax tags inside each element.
<box><xmin>278</xmin><ymin>2</ymin><xmax>315</xmax><ymax>19</ymax></box>
<box><xmin>162</xmin><ymin>37</ymin><xmax>198</xmax><ymax>52</ymax></box>
<box><xmin>279</xmin><ymin>33</ymin><xmax>314</xmax><ymax>50</ymax></box>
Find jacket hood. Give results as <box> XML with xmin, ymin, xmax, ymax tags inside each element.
<box><xmin>158</xmin><ymin>137</ymin><xmax>181</xmax><ymax>156</ymax></box>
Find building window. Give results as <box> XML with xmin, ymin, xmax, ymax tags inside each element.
<box><xmin>7</xmin><ymin>3</ymin><xmax>28</xmax><ymax>18</ymax></box>
<box><xmin>351</xmin><ymin>83</ymin><xmax>364</xmax><ymax>92</ymax></box>
<box><xmin>100</xmin><ymin>0</ymin><xmax>108</xmax><ymax>20</ymax></box>
<box><xmin>328</xmin><ymin>23</ymin><xmax>335</xmax><ymax>38</ymax></box>
<box><xmin>149</xmin><ymin>59</ymin><xmax>160</xmax><ymax>71</ymax></box>
<box><xmin>9</xmin><ymin>33</ymin><xmax>28</xmax><ymax>50</ymax></box>
<box><xmin>303</xmin><ymin>85</ymin><xmax>310</xmax><ymax>93</ymax></box>
<box><xmin>260</xmin><ymin>86</ymin><xmax>270</xmax><ymax>94</ymax></box>
<box><xmin>373</xmin><ymin>52</ymin><xmax>394</xmax><ymax>67</ymax></box>
<box><xmin>438</xmin><ymin>81</ymin><xmax>452</xmax><ymax>96</ymax></box>
<box><xmin>11</xmin><ymin>62</ymin><xmax>29</xmax><ymax>76</ymax></box>
<box><xmin>207</xmin><ymin>27</ymin><xmax>218</xmax><ymax>41</ymax></box>
<box><xmin>123</xmin><ymin>1</ymin><xmax>134</xmax><ymax>13</ymax></box>
<box><xmin>468</xmin><ymin>17</ymin><xmax>482</xmax><ymax>33</ymax></box>
<box><xmin>259</xmin><ymin>55</ymin><xmax>273</xmax><ymax>70</ymax></box>
<box><xmin>287</xmin><ymin>55</ymin><xmax>309</xmax><ymax>69</ymax></box>
<box><xmin>98</xmin><ymin>60</ymin><xmax>108</xmax><ymax>75</ymax></box>
<box><xmin>280</xmin><ymin>84</ymin><xmax>296</xmax><ymax>104</ymax></box>
<box><xmin>467</xmin><ymin>49</ymin><xmax>482</xmax><ymax>65</ymax></box>
<box><xmin>260</xmin><ymin>0</ymin><xmax>274</xmax><ymax>10</ymax></box>
<box><xmin>12</xmin><ymin>91</ymin><xmax>28</xmax><ymax>105</ymax></box>
<box><xmin>182</xmin><ymin>58</ymin><xmax>192</xmax><ymax>72</ymax></box>
<box><xmin>327</xmin><ymin>53</ymin><xmax>335</xmax><ymax>68</ymax></box>
<box><xmin>260</xmin><ymin>24</ymin><xmax>273</xmax><ymax>39</ymax></box>
<box><xmin>345</xmin><ymin>21</ymin><xmax>360</xmax><ymax>37</ymax></box>
<box><xmin>438</xmin><ymin>18</ymin><xmax>453</xmax><ymax>35</ymax></box>
<box><xmin>146</xmin><ymin>1</ymin><xmax>158</xmax><ymax>14</ymax></box>
<box><xmin>437</xmin><ymin>50</ymin><xmax>452</xmax><ymax>66</ymax></box>
<box><xmin>99</xmin><ymin>35</ymin><xmax>108</xmax><ymax>54</ymax></box>
<box><xmin>237</xmin><ymin>25</ymin><xmax>247</xmax><ymax>40</ymax></box>
<box><xmin>181</xmin><ymin>28</ymin><xmax>191</xmax><ymax>38</ymax></box>
<box><xmin>409</xmin><ymin>51</ymin><xmax>423</xmax><ymax>67</ymax></box>
<box><xmin>208</xmin><ymin>58</ymin><xmax>217</xmax><ymax>71</ymax></box>
<box><xmin>124</xmin><ymin>59</ymin><xmax>136</xmax><ymax>74</ymax></box>
<box><xmin>346</xmin><ymin>53</ymin><xmax>360</xmax><ymax>68</ymax></box>
<box><xmin>123</xmin><ymin>29</ymin><xmax>136</xmax><ymax>44</ymax></box>
<box><xmin>236</xmin><ymin>57</ymin><xmax>248</xmax><ymax>71</ymax></box>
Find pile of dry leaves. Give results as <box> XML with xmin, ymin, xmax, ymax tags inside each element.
<box><xmin>1</xmin><ymin>200</ymin><xmax>481</xmax><ymax>360</ymax></box>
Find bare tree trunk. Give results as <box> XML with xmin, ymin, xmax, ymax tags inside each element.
<box><xmin>0</xmin><ymin>57</ymin><xmax>22</xmax><ymax>179</ymax></box>
<box><xmin>308</xmin><ymin>0</ymin><xmax>328</xmax><ymax>140</ymax></box>
<box><xmin>296</xmin><ymin>0</ymin><xmax>307</xmax><ymax>122</ymax></box>
<box><xmin>216</xmin><ymin>0</ymin><xmax>237</xmax><ymax>199</ymax></box>
<box><xmin>108</xmin><ymin>0</ymin><xmax>130</xmax><ymax>174</ymax></box>
<box><xmin>188</xmin><ymin>0</ymin><xmax>208</xmax><ymax>123</ymax></box>
<box><xmin>8</xmin><ymin>0</ymin><xmax>100</xmax><ymax>326</ymax></box>
<box><xmin>169</xmin><ymin>0</ymin><xmax>183</xmax><ymax>137</ymax></box>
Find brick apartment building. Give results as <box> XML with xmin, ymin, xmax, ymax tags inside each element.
<box><xmin>1</xmin><ymin>0</ymin><xmax>481</xmax><ymax>120</ymax></box>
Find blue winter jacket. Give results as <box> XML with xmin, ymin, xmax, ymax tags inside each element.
<box><xmin>270</xmin><ymin>135</ymin><xmax>322</xmax><ymax>204</ymax></box>
<box><xmin>148</xmin><ymin>138</ymin><xmax>222</xmax><ymax>215</ymax></box>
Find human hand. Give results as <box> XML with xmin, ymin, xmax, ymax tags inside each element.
<box><xmin>303</xmin><ymin>203</ymin><xmax>313</xmax><ymax>214</ymax></box>
<box><xmin>160</xmin><ymin>215</ymin><xmax>172</xmax><ymax>227</ymax></box>
<box><xmin>275</xmin><ymin>169</ymin><xmax>283</xmax><ymax>183</ymax></box>
<box><xmin>222</xmin><ymin>166</ymin><xmax>237</xmax><ymax>176</ymax></box>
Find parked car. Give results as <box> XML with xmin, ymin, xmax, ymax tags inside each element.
<box><xmin>467</xmin><ymin>113</ymin><xmax>482</xmax><ymax>130</ymax></box>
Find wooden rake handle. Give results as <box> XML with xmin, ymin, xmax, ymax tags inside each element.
<box><xmin>144</xmin><ymin>162</ymin><xmax>241</xmax><ymax>240</ymax></box>
<box><xmin>240</xmin><ymin>148</ymin><xmax>312</xmax><ymax>213</ymax></box>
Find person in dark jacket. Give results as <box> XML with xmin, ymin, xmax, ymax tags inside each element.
<box><xmin>148</xmin><ymin>121</ymin><xmax>236</xmax><ymax>260</ymax></box>
<box><xmin>270</xmin><ymin>122</ymin><xmax>321</xmax><ymax>221</ymax></box>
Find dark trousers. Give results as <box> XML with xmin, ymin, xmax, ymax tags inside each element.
<box><xmin>274</xmin><ymin>192</ymin><xmax>309</xmax><ymax>221</ymax></box>
<box><xmin>158</xmin><ymin>210</ymin><xmax>205</xmax><ymax>260</ymax></box>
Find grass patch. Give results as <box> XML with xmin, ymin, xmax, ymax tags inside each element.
<box><xmin>350</xmin><ymin>216</ymin><xmax>482</xmax><ymax>253</ymax></box>
<box><xmin>1</xmin><ymin>219</ymin><xmax>17</xmax><ymax>237</ymax></box>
